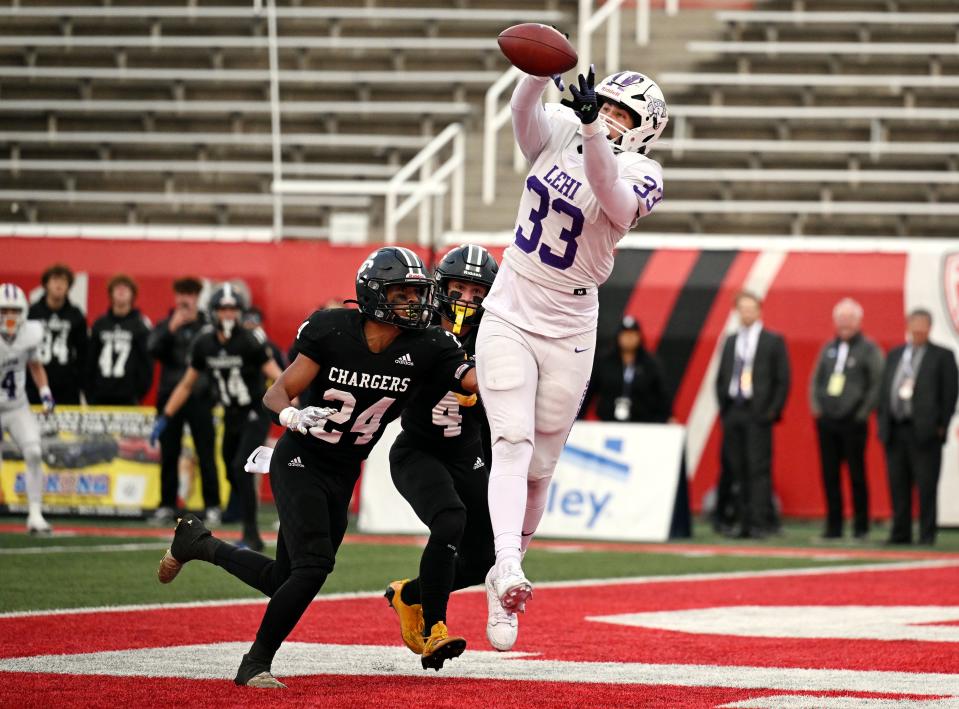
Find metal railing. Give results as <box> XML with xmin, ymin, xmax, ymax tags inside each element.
<box><xmin>275</xmin><ymin>122</ymin><xmax>465</xmax><ymax>246</ymax></box>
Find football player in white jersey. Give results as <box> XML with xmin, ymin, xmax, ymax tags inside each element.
<box><xmin>0</xmin><ymin>283</ymin><xmax>56</xmax><ymax>533</ymax></box>
<box><xmin>476</xmin><ymin>66</ymin><xmax>667</xmax><ymax>647</ymax></box>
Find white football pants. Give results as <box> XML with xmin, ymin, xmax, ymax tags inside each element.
<box><xmin>475</xmin><ymin>312</ymin><xmax>595</xmax><ymax>564</ymax></box>
<box><xmin>0</xmin><ymin>406</ymin><xmax>44</xmax><ymax>505</ymax></box>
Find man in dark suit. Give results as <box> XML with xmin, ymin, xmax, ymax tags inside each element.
<box><xmin>715</xmin><ymin>291</ymin><xmax>791</xmax><ymax>538</ymax></box>
<box><xmin>810</xmin><ymin>298</ymin><xmax>884</xmax><ymax>540</ymax></box>
<box><xmin>877</xmin><ymin>308</ymin><xmax>958</xmax><ymax>545</ymax></box>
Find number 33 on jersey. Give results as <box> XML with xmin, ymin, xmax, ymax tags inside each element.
<box><xmin>508</xmin><ymin>106</ymin><xmax>664</xmax><ymax>290</ymax></box>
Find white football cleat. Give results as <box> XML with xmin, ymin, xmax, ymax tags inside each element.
<box><xmin>486</xmin><ymin>566</ymin><xmax>518</xmax><ymax>651</ymax></box>
<box><xmin>26</xmin><ymin>512</ymin><xmax>52</xmax><ymax>535</ymax></box>
<box><xmin>493</xmin><ymin>558</ymin><xmax>533</xmax><ymax>613</ymax></box>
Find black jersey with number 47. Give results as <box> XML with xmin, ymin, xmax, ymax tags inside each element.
<box><xmin>190</xmin><ymin>326</ymin><xmax>271</xmax><ymax>412</ymax></box>
<box><xmin>291</xmin><ymin>308</ymin><xmax>470</xmax><ymax>464</ymax></box>
<box><xmin>399</xmin><ymin>325</ymin><xmax>486</xmax><ymax>450</ymax></box>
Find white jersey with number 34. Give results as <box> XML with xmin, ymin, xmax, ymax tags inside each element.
<box><xmin>483</xmin><ymin>105</ymin><xmax>664</xmax><ymax>337</ymax></box>
<box><xmin>0</xmin><ymin>321</ymin><xmax>43</xmax><ymax>412</ymax></box>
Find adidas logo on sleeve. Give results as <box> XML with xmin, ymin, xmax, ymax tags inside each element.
<box><xmin>473</xmin><ymin>457</ymin><xmax>485</xmax><ymax>470</ymax></box>
<box><xmin>394</xmin><ymin>353</ymin><xmax>414</xmax><ymax>366</ymax></box>
<box><xmin>288</xmin><ymin>456</ymin><xmax>305</xmax><ymax>468</ymax></box>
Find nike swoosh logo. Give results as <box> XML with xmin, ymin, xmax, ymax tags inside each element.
<box><xmin>574</xmin><ymin>347</ymin><xmax>591</xmax><ymax>353</ymax></box>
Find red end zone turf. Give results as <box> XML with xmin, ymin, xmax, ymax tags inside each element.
<box><xmin>2</xmin><ymin>562</ymin><xmax>959</xmax><ymax>707</ymax></box>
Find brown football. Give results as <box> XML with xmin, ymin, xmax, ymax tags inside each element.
<box><xmin>497</xmin><ymin>23</ymin><xmax>578</xmax><ymax>77</ymax></box>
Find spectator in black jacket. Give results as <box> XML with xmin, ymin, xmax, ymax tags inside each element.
<box><xmin>87</xmin><ymin>274</ymin><xmax>154</xmax><ymax>405</ymax></box>
<box><xmin>27</xmin><ymin>263</ymin><xmax>87</xmax><ymax>405</ymax></box>
<box><xmin>714</xmin><ymin>291</ymin><xmax>791</xmax><ymax>539</ymax></box>
<box><xmin>582</xmin><ymin>316</ymin><xmax>670</xmax><ymax>423</ymax></box>
<box><xmin>147</xmin><ymin>276</ymin><xmax>220</xmax><ymax>525</ymax></box>
<box><xmin>810</xmin><ymin>298</ymin><xmax>884</xmax><ymax>540</ymax></box>
<box><xmin>878</xmin><ymin>308</ymin><xmax>959</xmax><ymax>545</ymax></box>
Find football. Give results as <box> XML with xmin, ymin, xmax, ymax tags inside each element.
<box><xmin>497</xmin><ymin>23</ymin><xmax>578</xmax><ymax>77</ymax></box>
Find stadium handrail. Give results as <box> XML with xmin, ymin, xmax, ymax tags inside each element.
<box><xmin>664</xmin><ymin>168</ymin><xmax>959</xmax><ymax>184</ymax></box>
<box><xmin>9</xmin><ymin>161</ymin><xmax>954</xmax><ymax>186</ymax></box>
<box><xmin>0</xmin><ymin>35</ymin><xmax>499</xmax><ymax>49</ymax></box>
<box><xmin>716</xmin><ymin>10</ymin><xmax>959</xmax><ymax>26</ymax></box>
<box><xmin>0</xmin><ymin>159</ymin><xmax>398</xmax><ymax>177</ymax></box>
<box><xmin>0</xmin><ymin>131</ymin><xmax>431</xmax><ymax>149</ymax></box>
<box><xmin>275</xmin><ymin>122</ymin><xmax>465</xmax><ymax>246</ymax></box>
<box><xmin>0</xmin><ymin>189</ymin><xmax>372</xmax><ymax>208</ymax></box>
<box><xmin>0</xmin><ymin>65</ymin><xmax>502</xmax><ymax>84</ymax></box>
<box><xmin>660</xmin><ymin>72</ymin><xmax>959</xmax><ymax>90</ymax></box>
<box><xmin>688</xmin><ymin>40</ymin><xmax>959</xmax><ymax>56</ymax></box>
<box><xmin>655</xmin><ymin>200</ymin><xmax>959</xmax><ymax>216</ymax></box>
<box><xmin>0</xmin><ymin>6</ymin><xmax>565</xmax><ymax>21</ymax></box>
<box><xmin>656</xmin><ymin>137</ymin><xmax>959</xmax><ymax>157</ymax></box>
<box><xmin>0</xmin><ymin>99</ymin><xmax>473</xmax><ymax>116</ymax></box>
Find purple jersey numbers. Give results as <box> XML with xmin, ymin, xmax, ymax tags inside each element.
<box><xmin>514</xmin><ymin>175</ymin><xmax>586</xmax><ymax>271</ymax></box>
<box><xmin>633</xmin><ymin>174</ymin><xmax>663</xmax><ymax>212</ymax></box>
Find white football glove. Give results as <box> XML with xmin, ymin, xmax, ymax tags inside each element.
<box><xmin>279</xmin><ymin>406</ymin><xmax>336</xmax><ymax>435</ymax></box>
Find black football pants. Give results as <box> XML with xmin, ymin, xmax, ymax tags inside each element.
<box><xmin>211</xmin><ymin>432</ymin><xmax>356</xmax><ymax>664</ymax></box>
<box><xmin>222</xmin><ymin>408</ymin><xmax>271</xmax><ymax>541</ymax></box>
<box><xmin>389</xmin><ymin>432</ymin><xmax>495</xmax><ymax>633</ymax></box>
<box><xmin>157</xmin><ymin>395</ymin><xmax>219</xmax><ymax>510</ymax></box>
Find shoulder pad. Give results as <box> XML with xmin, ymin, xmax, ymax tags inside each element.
<box><xmin>251</xmin><ymin>326</ymin><xmax>267</xmax><ymax>344</ymax></box>
<box><xmin>618</xmin><ymin>152</ymin><xmax>662</xmax><ymax>176</ymax></box>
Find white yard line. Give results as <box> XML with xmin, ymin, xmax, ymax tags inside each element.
<box><xmin>0</xmin><ymin>542</ymin><xmax>168</xmax><ymax>555</ymax></box>
<box><xmin>1</xmin><ymin>641</ymin><xmax>957</xmax><ymax>697</ymax></box>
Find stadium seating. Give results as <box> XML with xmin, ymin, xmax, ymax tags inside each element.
<box><xmin>2</xmin><ymin>0</ymin><xmax>957</xmax><ymax>239</ymax></box>
<box><xmin>0</xmin><ymin>1</ymin><xmax>564</xmax><ymax>237</ymax></box>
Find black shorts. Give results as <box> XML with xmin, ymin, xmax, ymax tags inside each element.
<box><xmin>268</xmin><ymin>432</ymin><xmax>360</xmax><ymax>574</ymax></box>
<box><xmin>389</xmin><ymin>431</ymin><xmax>492</xmax><ymax>539</ymax></box>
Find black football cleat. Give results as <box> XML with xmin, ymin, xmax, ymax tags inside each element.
<box><xmin>234</xmin><ymin>653</ymin><xmax>286</xmax><ymax>688</ymax></box>
<box><xmin>156</xmin><ymin>513</ymin><xmax>216</xmax><ymax>584</ymax></box>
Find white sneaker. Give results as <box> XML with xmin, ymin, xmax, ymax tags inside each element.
<box><xmin>149</xmin><ymin>506</ymin><xmax>176</xmax><ymax>526</ymax></box>
<box><xmin>26</xmin><ymin>513</ymin><xmax>52</xmax><ymax>535</ymax></box>
<box><xmin>485</xmin><ymin>566</ymin><xmax>518</xmax><ymax>651</ymax></box>
<box><xmin>492</xmin><ymin>558</ymin><xmax>532</xmax><ymax>613</ymax></box>
<box><xmin>204</xmin><ymin>507</ymin><xmax>222</xmax><ymax>527</ymax></box>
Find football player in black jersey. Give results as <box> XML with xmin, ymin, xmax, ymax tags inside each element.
<box><xmin>150</xmin><ymin>284</ymin><xmax>283</xmax><ymax>550</ymax></box>
<box><xmin>384</xmin><ymin>245</ymin><xmax>509</xmax><ymax>661</ymax></box>
<box><xmin>154</xmin><ymin>247</ymin><xmax>479</xmax><ymax>688</ymax></box>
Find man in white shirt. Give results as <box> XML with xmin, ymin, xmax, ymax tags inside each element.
<box><xmin>714</xmin><ymin>291</ymin><xmax>791</xmax><ymax>539</ymax></box>
<box><xmin>476</xmin><ymin>65</ymin><xmax>668</xmax><ymax>650</ymax></box>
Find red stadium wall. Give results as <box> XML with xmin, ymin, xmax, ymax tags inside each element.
<box><xmin>1</xmin><ymin>237</ymin><xmax>928</xmax><ymax>521</ymax></box>
<box><xmin>1</xmin><ymin>237</ymin><xmax>431</xmax><ymax>356</ymax></box>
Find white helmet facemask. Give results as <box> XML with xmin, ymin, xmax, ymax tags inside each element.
<box><xmin>594</xmin><ymin>71</ymin><xmax>669</xmax><ymax>155</ymax></box>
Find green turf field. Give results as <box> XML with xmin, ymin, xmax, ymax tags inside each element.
<box><xmin>1</xmin><ymin>509</ymin><xmax>955</xmax><ymax>613</ymax></box>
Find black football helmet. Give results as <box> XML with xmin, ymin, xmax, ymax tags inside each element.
<box><xmin>355</xmin><ymin>247</ymin><xmax>434</xmax><ymax>330</ymax></box>
<box><xmin>434</xmin><ymin>244</ymin><xmax>498</xmax><ymax>334</ymax></box>
<box><xmin>209</xmin><ymin>282</ymin><xmax>246</xmax><ymax>338</ymax></box>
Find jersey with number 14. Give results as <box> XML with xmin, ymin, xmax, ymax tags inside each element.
<box><xmin>0</xmin><ymin>321</ymin><xmax>43</xmax><ymax>413</ymax></box>
<box><xmin>190</xmin><ymin>326</ymin><xmax>271</xmax><ymax>412</ymax></box>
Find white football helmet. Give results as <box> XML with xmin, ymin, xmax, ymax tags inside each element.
<box><xmin>595</xmin><ymin>71</ymin><xmax>669</xmax><ymax>155</ymax></box>
<box><xmin>0</xmin><ymin>283</ymin><xmax>28</xmax><ymax>339</ymax></box>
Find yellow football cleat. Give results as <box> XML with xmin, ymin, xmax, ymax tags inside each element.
<box><xmin>421</xmin><ymin>621</ymin><xmax>466</xmax><ymax>671</ymax></box>
<box><xmin>384</xmin><ymin>579</ymin><xmax>425</xmax><ymax>654</ymax></box>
